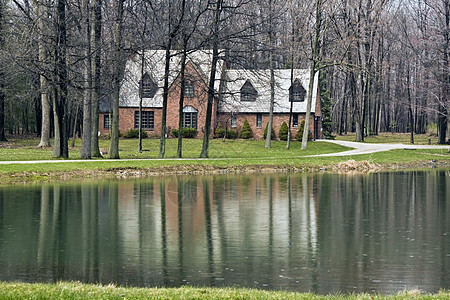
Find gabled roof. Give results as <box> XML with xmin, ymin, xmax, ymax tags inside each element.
<box><xmin>219</xmin><ymin>69</ymin><xmax>319</xmax><ymax>114</ymax></box>
<box><xmin>119</xmin><ymin>49</ymin><xmax>225</xmax><ymax>108</ymax></box>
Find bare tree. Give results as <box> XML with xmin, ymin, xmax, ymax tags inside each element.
<box><xmin>200</xmin><ymin>0</ymin><xmax>222</xmax><ymax>158</ymax></box>
<box><xmin>159</xmin><ymin>0</ymin><xmax>186</xmax><ymax>159</ymax></box>
<box><xmin>90</xmin><ymin>0</ymin><xmax>102</xmax><ymax>157</ymax></box>
<box><xmin>53</xmin><ymin>0</ymin><xmax>69</xmax><ymax>158</ymax></box>
<box><xmin>81</xmin><ymin>0</ymin><xmax>92</xmax><ymax>159</ymax></box>
<box><xmin>109</xmin><ymin>0</ymin><xmax>125</xmax><ymax>159</ymax></box>
<box><xmin>33</xmin><ymin>0</ymin><xmax>51</xmax><ymax>147</ymax></box>
<box><xmin>0</xmin><ymin>0</ymin><xmax>5</xmax><ymax>141</ymax></box>
<box><xmin>301</xmin><ymin>0</ymin><xmax>322</xmax><ymax>150</ymax></box>
<box><xmin>265</xmin><ymin>0</ymin><xmax>275</xmax><ymax>149</ymax></box>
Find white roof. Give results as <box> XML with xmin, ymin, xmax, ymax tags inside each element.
<box><xmin>219</xmin><ymin>69</ymin><xmax>318</xmax><ymax>114</ymax></box>
<box><xmin>119</xmin><ymin>49</ymin><xmax>225</xmax><ymax>108</ymax></box>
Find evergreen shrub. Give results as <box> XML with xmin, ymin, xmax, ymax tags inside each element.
<box><xmin>171</xmin><ymin>128</ymin><xmax>198</xmax><ymax>138</ymax></box>
<box><xmin>240</xmin><ymin>120</ymin><xmax>253</xmax><ymax>139</ymax></box>
<box><xmin>278</xmin><ymin>121</ymin><xmax>288</xmax><ymax>141</ymax></box>
<box><xmin>295</xmin><ymin>120</ymin><xmax>312</xmax><ymax>141</ymax></box>
<box><xmin>214</xmin><ymin>123</ymin><xmax>225</xmax><ymax>138</ymax></box>
<box><xmin>226</xmin><ymin>129</ymin><xmax>238</xmax><ymax>139</ymax></box>
<box><xmin>124</xmin><ymin>129</ymin><xmax>148</xmax><ymax>139</ymax></box>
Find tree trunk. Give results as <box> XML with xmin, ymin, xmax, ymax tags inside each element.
<box><xmin>138</xmin><ymin>3</ymin><xmax>149</xmax><ymax>154</ymax></box>
<box><xmin>159</xmin><ymin>47</ymin><xmax>171</xmax><ymax>159</ymax></box>
<box><xmin>71</xmin><ymin>101</ymin><xmax>80</xmax><ymax>147</ymax></box>
<box><xmin>0</xmin><ymin>73</ymin><xmax>5</xmax><ymax>142</ymax></box>
<box><xmin>109</xmin><ymin>0</ymin><xmax>124</xmax><ymax>159</ymax></box>
<box><xmin>407</xmin><ymin>62</ymin><xmax>414</xmax><ymax>144</ymax></box>
<box><xmin>90</xmin><ymin>0</ymin><xmax>102</xmax><ymax>157</ymax></box>
<box><xmin>53</xmin><ymin>88</ymin><xmax>61</xmax><ymax>158</ymax></box>
<box><xmin>265</xmin><ymin>0</ymin><xmax>275</xmax><ymax>149</ymax></box>
<box><xmin>138</xmin><ymin>49</ymin><xmax>144</xmax><ymax>153</ymax></box>
<box><xmin>53</xmin><ymin>0</ymin><xmax>69</xmax><ymax>158</ymax></box>
<box><xmin>33</xmin><ymin>0</ymin><xmax>51</xmax><ymax>147</ymax></box>
<box><xmin>0</xmin><ymin>0</ymin><xmax>5</xmax><ymax>141</ymax></box>
<box><xmin>301</xmin><ymin>0</ymin><xmax>321</xmax><ymax>150</ymax></box>
<box><xmin>159</xmin><ymin>0</ymin><xmax>185</xmax><ymax>158</ymax></box>
<box><xmin>286</xmin><ymin>51</ymin><xmax>294</xmax><ymax>150</ymax></box>
<box><xmin>438</xmin><ymin>0</ymin><xmax>449</xmax><ymax>144</ymax></box>
<box><xmin>81</xmin><ymin>0</ymin><xmax>92</xmax><ymax>159</ymax></box>
<box><xmin>177</xmin><ymin>43</ymin><xmax>187</xmax><ymax>158</ymax></box>
<box><xmin>200</xmin><ymin>0</ymin><xmax>221</xmax><ymax>158</ymax></box>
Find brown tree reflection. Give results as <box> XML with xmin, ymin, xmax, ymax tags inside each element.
<box><xmin>0</xmin><ymin>170</ymin><xmax>448</xmax><ymax>294</ymax></box>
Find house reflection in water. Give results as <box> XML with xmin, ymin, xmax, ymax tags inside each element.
<box><xmin>0</xmin><ymin>171</ymin><xmax>448</xmax><ymax>294</ymax></box>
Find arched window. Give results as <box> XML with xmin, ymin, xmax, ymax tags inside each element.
<box><xmin>240</xmin><ymin>80</ymin><xmax>258</xmax><ymax>102</ymax></box>
<box><xmin>289</xmin><ymin>79</ymin><xmax>306</xmax><ymax>102</ymax></box>
<box><xmin>141</xmin><ymin>73</ymin><xmax>157</xmax><ymax>98</ymax></box>
<box><xmin>183</xmin><ymin>106</ymin><xmax>198</xmax><ymax>129</ymax></box>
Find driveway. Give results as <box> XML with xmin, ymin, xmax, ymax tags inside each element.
<box><xmin>312</xmin><ymin>140</ymin><xmax>450</xmax><ymax>157</ymax></box>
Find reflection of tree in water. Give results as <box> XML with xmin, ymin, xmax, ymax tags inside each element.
<box><xmin>0</xmin><ymin>171</ymin><xmax>448</xmax><ymax>293</ymax></box>
<box><xmin>166</xmin><ymin>177</ymin><xmax>198</xmax><ymax>208</ymax></box>
<box><xmin>159</xmin><ymin>181</ymin><xmax>169</xmax><ymax>286</ymax></box>
<box><xmin>179</xmin><ymin>179</ymin><xmax>198</xmax><ymax>205</ymax></box>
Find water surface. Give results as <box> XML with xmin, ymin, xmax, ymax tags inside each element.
<box><xmin>0</xmin><ymin>170</ymin><xmax>448</xmax><ymax>294</ymax></box>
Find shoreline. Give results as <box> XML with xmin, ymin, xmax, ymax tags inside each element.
<box><xmin>2</xmin><ymin>159</ymin><xmax>449</xmax><ymax>185</ymax></box>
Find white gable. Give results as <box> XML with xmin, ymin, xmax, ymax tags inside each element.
<box><xmin>119</xmin><ymin>49</ymin><xmax>225</xmax><ymax>108</ymax></box>
<box><xmin>219</xmin><ymin>69</ymin><xmax>319</xmax><ymax>114</ymax></box>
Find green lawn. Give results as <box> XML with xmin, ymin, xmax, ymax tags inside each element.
<box><xmin>335</xmin><ymin>132</ymin><xmax>441</xmax><ymax>144</ymax></box>
<box><xmin>0</xmin><ymin>281</ymin><xmax>448</xmax><ymax>300</ymax></box>
<box><xmin>0</xmin><ymin>137</ymin><xmax>348</xmax><ymax>161</ymax></box>
<box><xmin>0</xmin><ymin>136</ymin><xmax>449</xmax><ymax>183</ymax></box>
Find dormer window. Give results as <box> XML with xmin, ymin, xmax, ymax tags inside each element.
<box><xmin>240</xmin><ymin>80</ymin><xmax>257</xmax><ymax>102</ymax></box>
<box><xmin>289</xmin><ymin>79</ymin><xmax>306</xmax><ymax>102</ymax></box>
<box><xmin>141</xmin><ymin>73</ymin><xmax>157</xmax><ymax>98</ymax></box>
<box><xmin>184</xmin><ymin>80</ymin><xmax>194</xmax><ymax>97</ymax></box>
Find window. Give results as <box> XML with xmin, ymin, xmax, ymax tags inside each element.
<box><xmin>289</xmin><ymin>79</ymin><xmax>306</xmax><ymax>102</ymax></box>
<box><xmin>293</xmin><ymin>113</ymin><xmax>299</xmax><ymax>127</ymax></box>
<box><xmin>184</xmin><ymin>81</ymin><xmax>194</xmax><ymax>97</ymax></box>
<box><xmin>231</xmin><ymin>116</ymin><xmax>237</xmax><ymax>128</ymax></box>
<box><xmin>141</xmin><ymin>73</ymin><xmax>157</xmax><ymax>98</ymax></box>
<box><xmin>183</xmin><ymin>106</ymin><xmax>198</xmax><ymax>129</ymax></box>
<box><xmin>256</xmin><ymin>114</ymin><xmax>262</xmax><ymax>128</ymax></box>
<box><xmin>240</xmin><ymin>80</ymin><xmax>257</xmax><ymax>102</ymax></box>
<box><xmin>134</xmin><ymin>111</ymin><xmax>154</xmax><ymax>130</ymax></box>
<box><xmin>104</xmin><ymin>114</ymin><xmax>112</xmax><ymax>129</ymax></box>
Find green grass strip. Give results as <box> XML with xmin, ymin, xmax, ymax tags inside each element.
<box><xmin>0</xmin><ymin>281</ymin><xmax>448</xmax><ymax>299</ymax></box>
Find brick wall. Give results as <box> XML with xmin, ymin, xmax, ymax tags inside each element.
<box><xmin>217</xmin><ymin>113</ymin><xmax>320</xmax><ymax>140</ymax></box>
<box><xmin>99</xmin><ymin>108</ymin><xmax>162</xmax><ymax>137</ymax></box>
<box><xmin>99</xmin><ymin>62</ymin><xmax>217</xmax><ymax>139</ymax></box>
<box><xmin>165</xmin><ymin>62</ymin><xmax>215</xmax><ymax>138</ymax></box>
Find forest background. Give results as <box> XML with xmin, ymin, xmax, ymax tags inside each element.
<box><xmin>0</xmin><ymin>0</ymin><xmax>448</xmax><ymax>159</ymax></box>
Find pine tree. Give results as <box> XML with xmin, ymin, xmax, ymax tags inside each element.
<box><xmin>240</xmin><ymin>119</ymin><xmax>253</xmax><ymax>139</ymax></box>
<box><xmin>278</xmin><ymin>121</ymin><xmax>288</xmax><ymax>141</ymax></box>
<box><xmin>319</xmin><ymin>71</ymin><xmax>334</xmax><ymax>139</ymax></box>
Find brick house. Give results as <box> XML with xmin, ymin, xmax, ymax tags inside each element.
<box><xmin>99</xmin><ymin>50</ymin><xmax>322</xmax><ymax>140</ymax></box>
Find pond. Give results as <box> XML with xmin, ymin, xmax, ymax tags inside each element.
<box><xmin>0</xmin><ymin>170</ymin><xmax>449</xmax><ymax>295</ymax></box>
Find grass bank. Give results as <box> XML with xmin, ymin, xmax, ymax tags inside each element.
<box><xmin>0</xmin><ymin>135</ymin><xmax>449</xmax><ymax>184</ymax></box>
<box><xmin>0</xmin><ymin>281</ymin><xmax>448</xmax><ymax>300</ymax></box>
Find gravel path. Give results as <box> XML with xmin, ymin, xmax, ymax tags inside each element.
<box><xmin>311</xmin><ymin>140</ymin><xmax>450</xmax><ymax>157</ymax></box>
